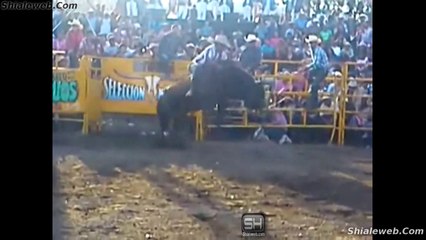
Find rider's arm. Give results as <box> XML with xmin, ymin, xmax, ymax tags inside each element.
<box><xmin>190</xmin><ymin>46</ymin><xmax>211</xmax><ymax>74</ymax></box>
<box><xmin>192</xmin><ymin>45</ymin><xmax>213</xmax><ymax>65</ymax></box>
<box><xmin>306</xmin><ymin>48</ymin><xmax>328</xmax><ymax>71</ymax></box>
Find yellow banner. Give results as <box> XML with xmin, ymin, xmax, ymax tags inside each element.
<box><xmin>52</xmin><ymin>69</ymin><xmax>85</xmax><ymax>113</ymax></box>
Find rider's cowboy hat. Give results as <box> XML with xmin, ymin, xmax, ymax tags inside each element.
<box><xmin>186</xmin><ymin>43</ymin><xmax>196</xmax><ymax>49</ymax></box>
<box><xmin>305</xmin><ymin>35</ymin><xmax>320</xmax><ymax>43</ymax></box>
<box><xmin>214</xmin><ymin>35</ymin><xmax>231</xmax><ymax>48</ymax></box>
<box><xmin>200</xmin><ymin>37</ymin><xmax>213</xmax><ymax>43</ymax></box>
<box><xmin>245</xmin><ymin>34</ymin><xmax>259</xmax><ymax>43</ymax></box>
<box><xmin>68</xmin><ymin>19</ymin><xmax>83</xmax><ymax>29</ymax></box>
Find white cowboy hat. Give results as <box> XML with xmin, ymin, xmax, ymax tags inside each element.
<box><xmin>357</xmin><ymin>13</ymin><xmax>369</xmax><ymax>22</ymax></box>
<box><xmin>244</xmin><ymin>34</ymin><xmax>258</xmax><ymax>42</ymax></box>
<box><xmin>68</xmin><ymin>19</ymin><xmax>83</xmax><ymax>28</ymax></box>
<box><xmin>245</xmin><ymin>34</ymin><xmax>258</xmax><ymax>43</ymax></box>
<box><xmin>333</xmin><ymin>71</ymin><xmax>343</xmax><ymax>77</ymax></box>
<box><xmin>305</xmin><ymin>35</ymin><xmax>320</xmax><ymax>43</ymax></box>
<box><xmin>348</xmin><ymin>78</ymin><xmax>358</xmax><ymax>87</ymax></box>
<box><xmin>341</xmin><ymin>5</ymin><xmax>350</xmax><ymax>13</ymax></box>
<box><xmin>214</xmin><ymin>35</ymin><xmax>231</xmax><ymax>48</ymax></box>
<box><xmin>186</xmin><ymin>43</ymin><xmax>195</xmax><ymax>48</ymax></box>
<box><xmin>200</xmin><ymin>37</ymin><xmax>213</xmax><ymax>43</ymax></box>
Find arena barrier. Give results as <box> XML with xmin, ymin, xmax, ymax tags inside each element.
<box><xmin>53</xmin><ymin>55</ymin><xmax>200</xmax><ymax>138</ymax></box>
<box><xmin>52</xmin><ymin>55</ymin><xmax>372</xmax><ymax>145</ymax></box>
<box><xmin>191</xmin><ymin>60</ymin><xmax>372</xmax><ymax>146</ymax></box>
<box><xmin>194</xmin><ymin>61</ymin><xmax>343</xmax><ymax>144</ymax></box>
<box><xmin>53</xmin><ymin>60</ymin><xmax>91</xmax><ymax>134</ymax></box>
<box><xmin>339</xmin><ymin>62</ymin><xmax>373</xmax><ymax>145</ymax></box>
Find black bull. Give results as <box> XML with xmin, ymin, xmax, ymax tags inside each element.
<box><xmin>157</xmin><ymin>62</ymin><xmax>265</xmax><ymax>141</ymax></box>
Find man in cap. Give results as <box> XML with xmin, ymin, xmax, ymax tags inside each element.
<box><xmin>300</xmin><ymin>35</ymin><xmax>329</xmax><ymax>110</ymax></box>
<box><xmin>103</xmin><ymin>35</ymin><xmax>119</xmax><ymax>56</ymax></box>
<box><xmin>239</xmin><ymin>34</ymin><xmax>262</xmax><ymax>75</ymax></box>
<box><xmin>186</xmin><ymin>34</ymin><xmax>232</xmax><ymax>96</ymax></box>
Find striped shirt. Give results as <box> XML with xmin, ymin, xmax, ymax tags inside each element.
<box><xmin>192</xmin><ymin>44</ymin><xmax>229</xmax><ymax>66</ymax></box>
<box><xmin>307</xmin><ymin>47</ymin><xmax>329</xmax><ymax>71</ymax></box>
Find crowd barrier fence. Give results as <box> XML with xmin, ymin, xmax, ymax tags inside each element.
<box><xmin>52</xmin><ymin>55</ymin><xmax>372</xmax><ymax>145</ymax></box>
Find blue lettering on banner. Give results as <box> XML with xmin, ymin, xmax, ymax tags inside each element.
<box><xmin>52</xmin><ymin>72</ymin><xmax>78</xmax><ymax>103</ymax></box>
<box><xmin>103</xmin><ymin>77</ymin><xmax>145</xmax><ymax>101</ymax></box>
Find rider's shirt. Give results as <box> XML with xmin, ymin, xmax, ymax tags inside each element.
<box><xmin>192</xmin><ymin>44</ymin><xmax>229</xmax><ymax>66</ymax></box>
<box><xmin>306</xmin><ymin>47</ymin><xmax>329</xmax><ymax>71</ymax></box>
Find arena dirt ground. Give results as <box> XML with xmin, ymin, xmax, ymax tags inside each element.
<box><xmin>53</xmin><ymin>116</ymin><xmax>372</xmax><ymax>240</ymax></box>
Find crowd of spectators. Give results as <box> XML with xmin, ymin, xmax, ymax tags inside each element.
<box><xmin>53</xmin><ymin>0</ymin><xmax>372</xmax><ymax>69</ymax></box>
<box><xmin>52</xmin><ymin>0</ymin><xmax>372</xmax><ymax>146</ymax></box>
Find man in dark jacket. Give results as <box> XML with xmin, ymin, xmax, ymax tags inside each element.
<box><xmin>157</xmin><ymin>24</ymin><xmax>183</xmax><ymax>76</ymax></box>
<box><xmin>239</xmin><ymin>34</ymin><xmax>262</xmax><ymax>75</ymax></box>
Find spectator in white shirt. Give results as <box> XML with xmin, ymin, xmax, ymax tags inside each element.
<box><xmin>125</xmin><ymin>0</ymin><xmax>138</xmax><ymax>18</ymax></box>
<box><xmin>242</xmin><ymin>0</ymin><xmax>252</xmax><ymax>22</ymax></box>
<box><xmin>196</xmin><ymin>0</ymin><xmax>208</xmax><ymax>21</ymax></box>
<box><xmin>207</xmin><ymin>0</ymin><xmax>220</xmax><ymax>20</ymax></box>
<box><xmin>177</xmin><ymin>0</ymin><xmax>190</xmax><ymax>20</ymax></box>
<box><xmin>218</xmin><ymin>0</ymin><xmax>230</xmax><ymax>21</ymax></box>
<box><xmin>99</xmin><ymin>13</ymin><xmax>112</xmax><ymax>36</ymax></box>
<box><xmin>252</xmin><ymin>0</ymin><xmax>262</xmax><ymax>23</ymax></box>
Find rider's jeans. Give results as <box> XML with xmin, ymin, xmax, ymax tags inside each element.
<box><xmin>308</xmin><ymin>68</ymin><xmax>328</xmax><ymax>109</ymax></box>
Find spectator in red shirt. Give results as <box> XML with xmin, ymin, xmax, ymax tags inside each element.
<box><xmin>267</xmin><ymin>31</ymin><xmax>282</xmax><ymax>49</ymax></box>
<box><xmin>65</xmin><ymin>19</ymin><xmax>84</xmax><ymax>68</ymax></box>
